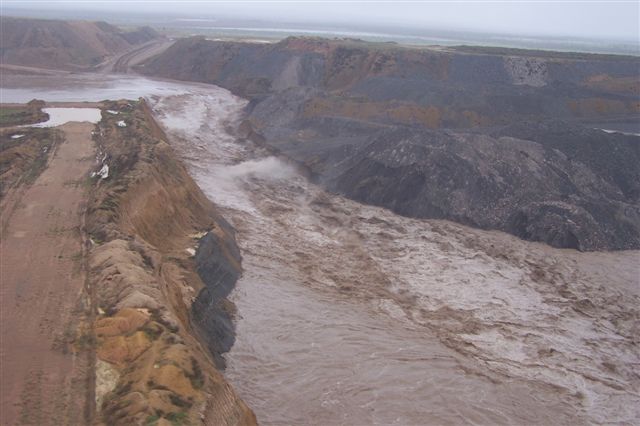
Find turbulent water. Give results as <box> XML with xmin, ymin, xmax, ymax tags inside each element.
<box><xmin>149</xmin><ymin>88</ymin><xmax>640</xmax><ymax>424</ymax></box>
<box><xmin>3</xmin><ymin>74</ymin><xmax>639</xmax><ymax>424</ymax></box>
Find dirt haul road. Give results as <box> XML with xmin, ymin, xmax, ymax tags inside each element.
<box><xmin>1</xmin><ymin>122</ymin><xmax>95</xmax><ymax>425</ymax></box>
<box><xmin>102</xmin><ymin>39</ymin><xmax>174</xmax><ymax>74</ymax></box>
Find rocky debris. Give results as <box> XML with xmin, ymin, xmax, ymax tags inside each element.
<box><xmin>503</xmin><ymin>56</ymin><xmax>548</xmax><ymax>87</ymax></box>
<box><xmin>91</xmin><ymin>163</ymin><xmax>109</xmax><ymax>179</ymax></box>
<box><xmin>236</xmin><ymin>84</ymin><xmax>640</xmax><ymax>250</ymax></box>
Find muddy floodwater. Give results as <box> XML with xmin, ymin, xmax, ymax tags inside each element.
<box><xmin>4</xmin><ymin>74</ymin><xmax>639</xmax><ymax>424</ymax></box>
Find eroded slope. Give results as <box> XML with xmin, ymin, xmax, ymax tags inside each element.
<box><xmin>86</xmin><ymin>100</ymin><xmax>255</xmax><ymax>425</ymax></box>
<box><xmin>0</xmin><ymin>16</ymin><xmax>158</xmax><ymax>71</ymax></box>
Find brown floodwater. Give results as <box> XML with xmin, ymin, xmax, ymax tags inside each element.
<box><xmin>150</xmin><ymin>90</ymin><xmax>640</xmax><ymax>425</ymax></box>
<box><xmin>4</xmin><ymin>74</ymin><xmax>639</xmax><ymax>425</ymax></box>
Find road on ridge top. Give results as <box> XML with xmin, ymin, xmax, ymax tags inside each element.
<box><xmin>0</xmin><ymin>123</ymin><xmax>95</xmax><ymax>425</ymax></box>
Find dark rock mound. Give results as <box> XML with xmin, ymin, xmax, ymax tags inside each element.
<box><xmin>141</xmin><ymin>37</ymin><xmax>640</xmax><ymax>250</ymax></box>
<box><xmin>192</xmin><ymin>227</ymin><xmax>243</xmax><ymax>367</ymax></box>
<box><xmin>304</xmin><ymin>124</ymin><xmax>640</xmax><ymax>251</ymax></box>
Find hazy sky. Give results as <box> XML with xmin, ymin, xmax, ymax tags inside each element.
<box><xmin>3</xmin><ymin>1</ymin><xmax>640</xmax><ymax>41</ymax></box>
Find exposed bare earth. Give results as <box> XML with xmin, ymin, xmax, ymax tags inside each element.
<box><xmin>0</xmin><ymin>16</ymin><xmax>158</xmax><ymax>71</ymax></box>
<box><xmin>0</xmin><ymin>122</ymin><xmax>95</xmax><ymax>425</ymax></box>
<box><xmin>85</xmin><ymin>101</ymin><xmax>255</xmax><ymax>425</ymax></box>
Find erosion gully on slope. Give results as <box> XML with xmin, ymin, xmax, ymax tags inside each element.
<box><xmin>150</xmin><ymin>88</ymin><xmax>639</xmax><ymax>425</ymax></box>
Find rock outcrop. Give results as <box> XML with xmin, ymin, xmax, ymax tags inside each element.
<box><xmin>192</xmin><ymin>228</ymin><xmax>242</xmax><ymax>367</ymax></box>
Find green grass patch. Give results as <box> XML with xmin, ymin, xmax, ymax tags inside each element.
<box><xmin>169</xmin><ymin>393</ymin><xmax>193</xmax><ymax>409</ymax></box>
<box><xmin>166</xmin><ymin>411</ymin><xmax>188</xmax><ymax>425</ymax></box>
<box><xmin>0</xmin><ymin>107</ymin><xmax>29</xmax><ymax>126</ymax></box>
<box><xmin>145</xmin><ymin>414</ymin><xmax>160</xmax><ymax>425</ymax></box>
<box><xmin>0</xmin><ymin>105</ymin><xmax>48</xmax><ymax>127</ymax></box>
<box><xmin>186</xmin><ymin>357</ymin><xmax>204</xmax><ymax>390</ymax></box>
<box><xmin>74</xmin><ymin>332</ymin><xmax>96</xmax><ymax>350</ymax></box>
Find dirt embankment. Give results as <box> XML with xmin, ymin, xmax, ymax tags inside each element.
<box><xmin>0</xmin><ymin>100</ymin><xmax>49</xmax><ymax>127</ymax></box>
<box><xmin>86</xmin><ymin>100</ymin><xmax>255</xmax><ymax>425</ymax></box>
<box><xmin>0</xmin><ymin>121</ymin><xmax>53</xmax><ymax>193</ymax></box>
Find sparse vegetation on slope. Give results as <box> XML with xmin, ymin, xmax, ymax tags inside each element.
<box><xmin>0</xmin><ymin>100</ymin><xmax>48</xmax><ymax>127</ymax></box>
<box><xmin>0</xmin><ymin>123</ymin><xmax>61</xmax><ymax>200</ymax></box>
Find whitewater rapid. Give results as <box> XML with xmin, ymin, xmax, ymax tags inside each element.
<box><xmin>149</xmin><ymin>88</ymin><xmax>640</xmax><ymax>424</ymax></box>
<box><xmin>3</xmin><ymin>73</ymin><xmax>638</xmax><ymax>424</ymax></box>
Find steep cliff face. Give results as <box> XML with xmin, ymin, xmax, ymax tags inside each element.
<box><xmin>0</xmin><ymin>16</ymin><xmax>158</xmax><ymax>70</ymax></box>
<box><xmin>142</xmin><ymin>37</ymin><xmax>640</xmax><ymax>250</ymax></box>
<box><xmin>87</xmin><ymin>100</ymin><xmax>255</xmax><ymax>425</ymax></box>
